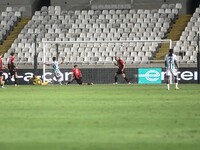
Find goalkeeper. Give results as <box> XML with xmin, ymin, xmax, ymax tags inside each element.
<box><xmin>29</xmin><ymin>75</ymin><xmax>48</xmax><ymax>85</ymax></box>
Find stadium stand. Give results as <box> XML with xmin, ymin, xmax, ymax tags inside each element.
<box><xmin>0</xmin><ymin>7</ymin><xmax>22</xmax><ymax>45</ymax></box>
<box><xmin>3</xmin><ymin>3</ymin><xmax>182</xmax><ymax>65</ymax></box>
<box><xmin>174</xmin><ymin>5</ymin><xmax>200</xmax><ymax>64</ymax></box>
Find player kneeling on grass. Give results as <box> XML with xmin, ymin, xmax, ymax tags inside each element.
<box><xmin>164</xmin><ymin>49</ymin><xmax>179</xmax><ymax>90</ymax></box>
<box><xmin>113</xmin><ymin>56</ymin><xmax>131</xmax><ymax>84</ymax></box>
<box><xmin>0</xmin><ymin>52</ymin><xmax>5</xmax><ymax>88</ymax></box>
<box><xmin>29</xmin><ymin>75</ymin><xmax>48</xmax><ymax>85</ymax></box>
<box><xmin>68</xmin><ymin>65</ymin><xmax>93</xmax><ymax>85</ymax></box>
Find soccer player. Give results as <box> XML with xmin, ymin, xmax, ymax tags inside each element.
<box><xmin>164</xmin><ymin>49</ymin><xmax>179</xmax><ymax>90</ymax></box>
<box><xmin>51</xmin><ymin>57</ymin><xmax>64</xmax><ymax>85</ymax></box>
<box><xmin>29</xmin><ymin>75</ymin><xmax>48</xmax><ymax>85</ymax></box>
<box><xmin>6</xmin><ymin>52</ymin><xmax>18</xmax><ymax>86</ymax></box>
<box><xmin>68</xmin><ymin>65</ymin><xmax>93</xmax><ymax>85</ymax></box>
<box><xmin>0</xmin><ymin>52</ymin><xmax>5</xmax><ymax>88</ymax></box>
<box><xmin>113</xmin><ymin>56</ymin><xmax>131</xmax><ymax>84</ymax></box>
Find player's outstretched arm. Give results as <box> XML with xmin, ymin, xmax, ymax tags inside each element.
<box><xmin>113</xmin><ymin>61</ymin><xmax>118</xmax><ymax>66</ymax></box>
<box><xmin>59</xmin><ymin>57</ymin><xmax>65</xmax><ymax>65</ymax></box>
<box><xmin>44</xmin><ymin>63</ymin><xmax>51</xmax><ymax>66</ymax></box>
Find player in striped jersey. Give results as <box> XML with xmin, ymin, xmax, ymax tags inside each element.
<box><xmin>164</xmin><ymin>49</ymin><xmax>179</xmax><ymax>90</ymax></box>
<box><xmin>51</xmin><ymin>57</ymin><xmax>64</xmax><ymax>85</ymax></box>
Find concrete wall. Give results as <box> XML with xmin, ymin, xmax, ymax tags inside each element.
<box><xmin>93</xmin><ymin>0</ymin><xmax>131</xmax><ymax>5</ymax></box>
<box><xmin>0</xmin><ymin>0</ymin><xmax>194</xmax><ymax>17</ymax></box>
<box><xmin>0</xmin><ymin>0</ymin><xmax>41</xmax><ymax>17</ymax></box>
<box><xmin>162</xmin><ymin>0</ymin><xmax>188</xmax><ymax>14</ymax></box>
<box><xmin>51</xmin><ymin>0</ymin><xmax>91</xmax><ymax>10</ymax></box>
<box><xmin>132</xmin><ymin>0</ymin><xmax>188</xmax><ymax>14</ymax></box>
<box><xmin>51</xmin><ymin>0</ymin><xmax>190</xmax><ymax>14</ymax></box>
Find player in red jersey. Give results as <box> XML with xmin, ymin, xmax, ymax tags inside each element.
<box><xmin>6</xmin><ymin>52</ymin><xmax>18</xmax><ymax>86</ymax></box>
<box><xmin>114</xmin><ymin>56</ymin><xmax>130</xmax><ymax>84</ymax></box>
<box><xmin>68</xmin><ymin>65</ymin><xmax>93</xmax><ymax>85</ymax></box>
<box><xmin>0</xmin><ymin>52</ymin><xmax>5</xmax><ymax>88</ymax></box>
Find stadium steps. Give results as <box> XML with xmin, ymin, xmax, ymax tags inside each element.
<box><xmin>154</xmin><ymin>14</ymin><xmax>192</xmax><ymax>60</ymax></box>
<box><xmin>0</xmin><ymin>18</ymin><xmax>30</xmax><ymax>54</ymax></box>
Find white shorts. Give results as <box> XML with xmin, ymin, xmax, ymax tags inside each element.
<box><xmin>166</xmin><ymin>68</ymin><xmax>178</xmax><ymax>76</ymax></box>
<box><xmin>54</xmin><ymin>70</ymin><xmax>62</xmax><ymax>79</ymax></box>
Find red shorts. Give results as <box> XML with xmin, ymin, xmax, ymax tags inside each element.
<box><xmin>9</xmin><ymin>70</ymin><xmax>17</xmax><ymax>76</ymax></box>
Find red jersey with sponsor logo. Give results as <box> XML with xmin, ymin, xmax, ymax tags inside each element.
<box><xmin>0</xmin><ymin>57</ymin><xmax>4</xmax><ymax>72</ymax></box>
<box><xmin>8</xmin><ymin>56</ymin><xmax>16</xmax><ymax>70</ymax></box>
<box><xmin>117</xmin><ymin>58</ymin><xmax>125</xmax><ymax>70</ymax></box>
<box><xmin>72</xmin><ymin>68</ymin><xmax>82</xmax><ymax>79</ymax></box>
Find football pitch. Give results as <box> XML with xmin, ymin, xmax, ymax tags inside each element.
<box><xmin>0</xmin><ymin>84</ymin><xmax>200</xmax><ymax>150</ymax></box>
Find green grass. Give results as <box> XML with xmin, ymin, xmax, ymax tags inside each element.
<box><xmin>0</xmin><ymin>84</ymin><xmax>200</xmax><ymax>150</ymax></box>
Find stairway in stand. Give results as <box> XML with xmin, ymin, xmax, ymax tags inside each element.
<box><xmin>154</xmin><ymin>14</ymin><xmax>192</xmax><ymax>60</ymax></box>
<box><xmin>0</xmin><ymin>18</ymin><xmax>30</xmax><ymax>54</ymax></box>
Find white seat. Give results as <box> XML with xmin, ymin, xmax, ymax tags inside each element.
<box><xmin>165</xmin><ymin>9</ymin><xmax>171</xmax><ymax>14</ymax></box>
<box><xmin>141</xmin><ymin>56</ymin><xmax>149</xmax><ymax>63</ymax></box>
<box><xmin>105</xmin><ymin>57</ymin><xmax>113</xmax><ymax>63</ymax></box>
<box><xmin>6</xmin><ymin>7</ymin><xmax>13</xmax><ymax>12</ymax></box>
<box><xmin>18</xmin><ymin>43</ymin><xmax>25</xmax><ymax>48</ymax></box>
<box><xmin>11</xmin><ymin>10</ymin><xmax>20</xmax><ymax>18</ymax></box>
<box><xmin>175</xmin><ymin>3</ymin><xmax>182</xmax><ymax>9</ymax></box>
<box><xmin>145</xmin><ymin>52</ymin><xmax>152</xmax><ymax>58</ymax></box>
<box><xmin>161</xmin><ymin>4</ymin><xmax>168</xmax><ymax>9</ymax></box>
<box><xmin>134</xmin><ymin>56</ymin><xmax>141</xmax><ymax>63</ymax></box>
<box><xmin>88</xmin><ymin>10</ymin><xmax>94</xmax><ymax>15</ymax></box>
<box><xmin>158</xmin><ymin>9</ymin><xmax>165</xmax><ymax>14</ymax></box>
<box><xmin>138</xmin><ymin>52</ymin><xmax>145</xmax><ymax>57</ymax></box>
<box><xmin>172</xmin><ymin>8</ymin><xmax>179</xmax><ymax>15</ymax></box>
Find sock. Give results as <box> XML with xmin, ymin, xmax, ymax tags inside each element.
<box><xmin>124</xmin><ymin>77</ymin><xmax>129</xmax><ymax>83</ymax></box>
<box><xmin>5</xmin><ymin>77</ymin><xmax>10</xmax><ymax>83</ymax></box>
<box><xmin>175</xmin><ymin>83</ymin><xmax>178</xmax><ymax>88</ymax></box>
<box><xmin>114</xmin><ymin>76</ymin><xmax>118</xmax><ymax>82</ymax></box>
<box><xmin>174</xmin><ymin>76</ymin><xmax>178</xmax><ymax>83</ymax></box>
<box><xmin>14</xmin><ymin>77</ymin><xmax>18</xmax><ymax>85</ymax></box>
<box><xmin>167</xmin><ymin>84</ymin><xmax>170</xmax><ymax>90</ymax></box>
<box><xmin>166</xmin><ymin>80</ymin><xmax>169</xmax><ymax>84</ymax></box>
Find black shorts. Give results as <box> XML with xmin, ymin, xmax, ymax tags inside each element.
<box><xmin>0</xmin><ymin>71</ymin><xmax>3</xmax><ymax>76</ymax></box>
<box><xmin>116</xmin><ymin>69</ymin><xmax>126</xmax><ymax>75</ymax></box>
<box><xmin>75</xmin><ymin>77</ymin><xmax>83</xmax><ymax>85</ymax></box>
<box><xmin>9</xmin><ymin>70</ymin><xmax>17</xmax><ymax>76</ymax></box>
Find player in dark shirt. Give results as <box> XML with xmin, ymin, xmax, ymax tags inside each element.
<box><xmin>68</xmin><ymin>65</ymin><xmax>93</xmax><ymax>85</ymax></box>
<box><xmin>114</xmin><ymin>56</ymin><xmax>131</xmax><ymax>84</ymax></box>
<box><xmin>0</xmin><ymin>52</ymin><xmax>5</xmax><ymax>88</ymax></box>
<box><xmin>6</xmin><ymin>52</ymin><xmax>18</xmax><ymax>86</ymax></box>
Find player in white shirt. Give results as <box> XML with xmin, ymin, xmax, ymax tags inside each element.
<box><xmin>164</xmin><ymin>49</ymin><xmax>179</xmax><ymax>90</ymax></box>
<box><xmin>52</xmin><ymin>57</ymin><xmax>64</xmax><ymax>85</ymax></box>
